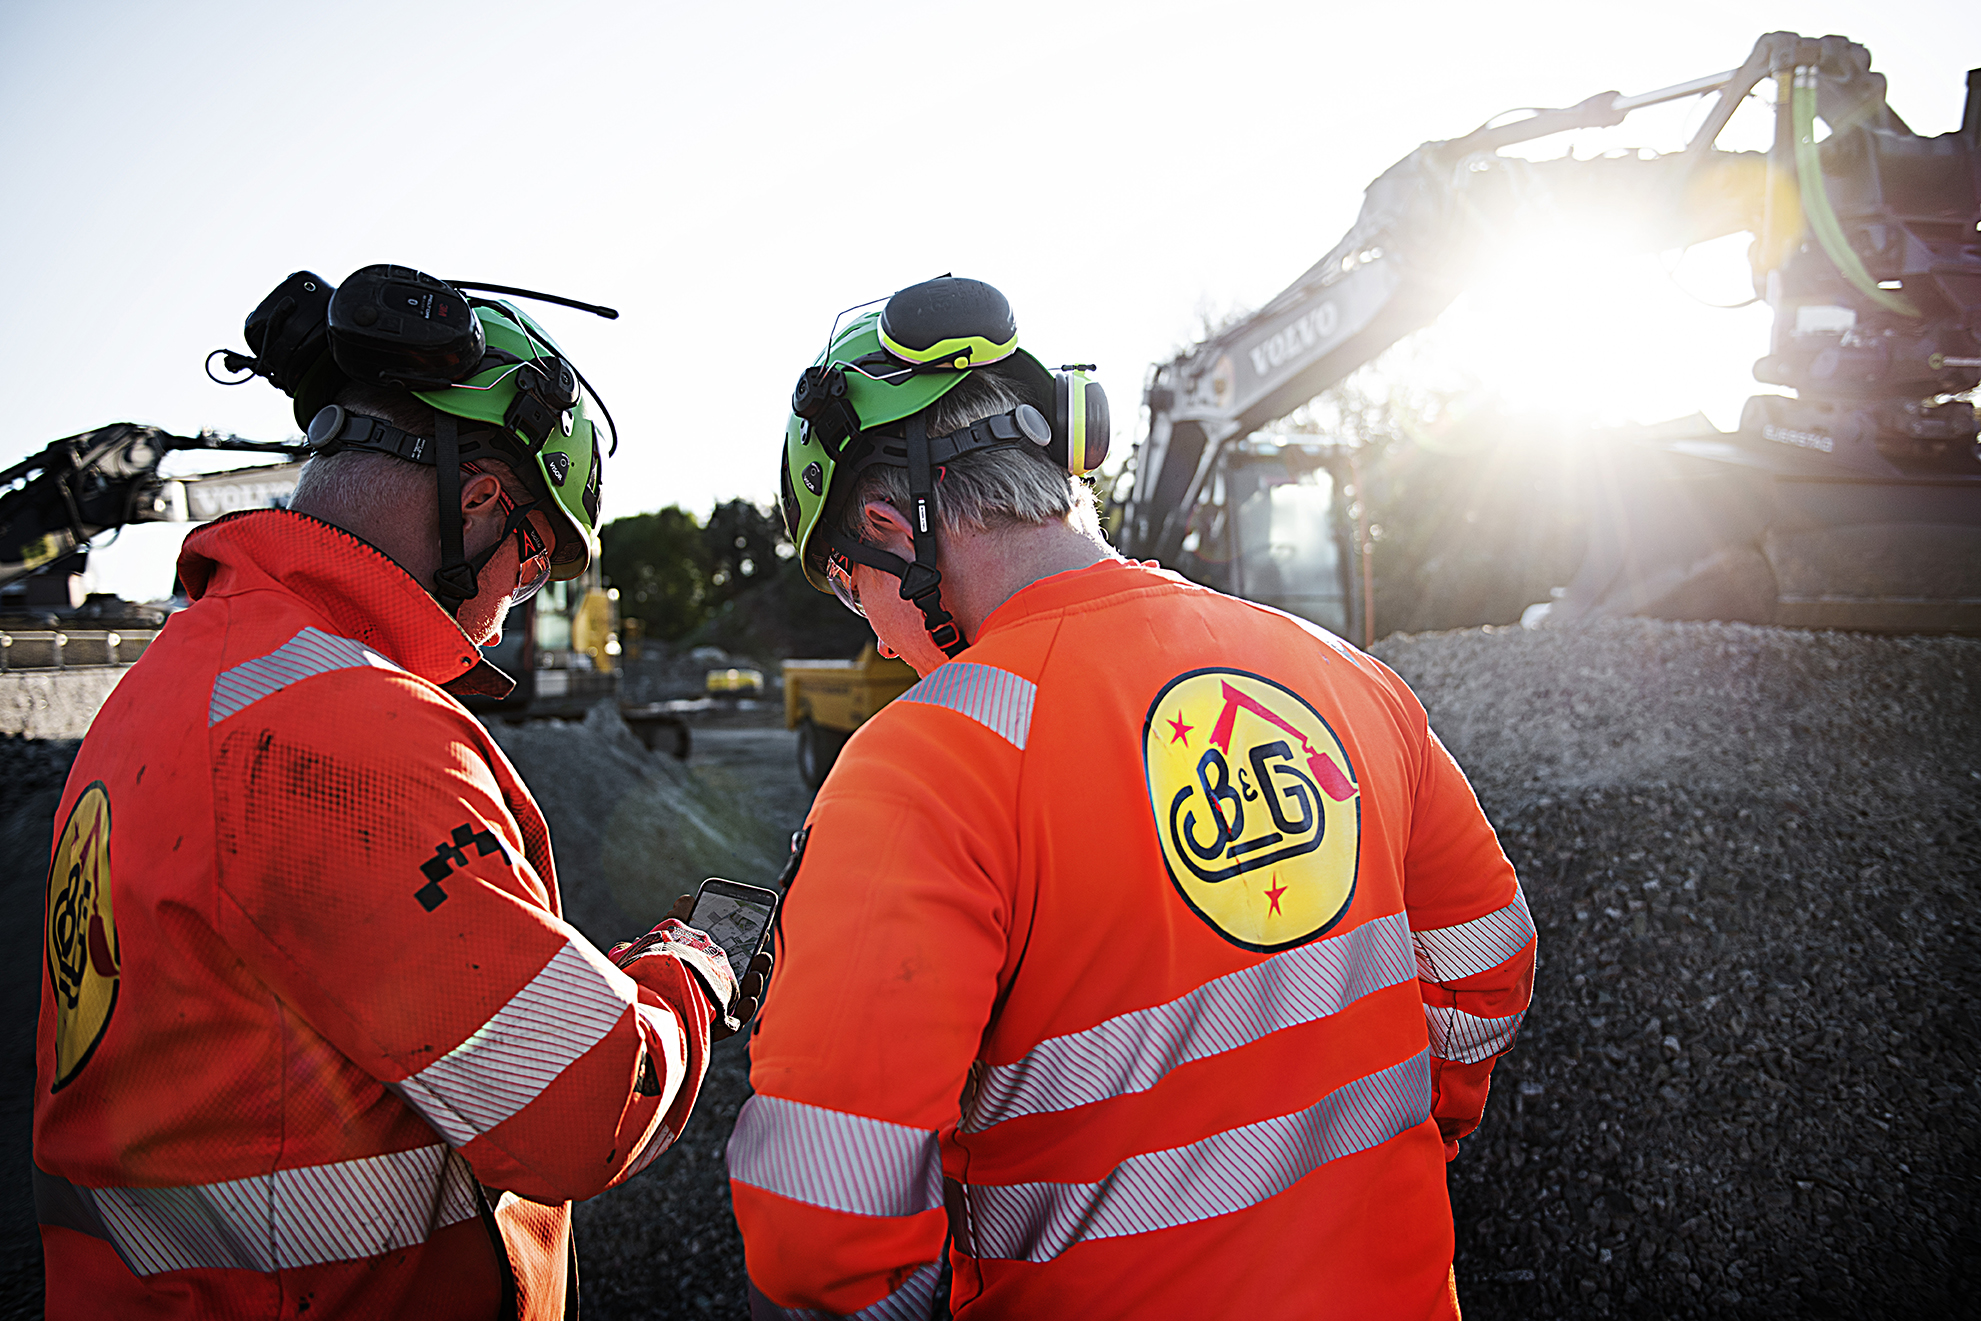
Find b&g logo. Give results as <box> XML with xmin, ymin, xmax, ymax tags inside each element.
<box><xmin>1143</xmin><ymin>670</ymin><xmax>1360</xmax><ymax>951</ymax></box>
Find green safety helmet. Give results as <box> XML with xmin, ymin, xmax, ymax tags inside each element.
<box><xmin>407</xmin><ymin>301</ymin><xmax>604</xmax><ymax>583</ymax></box>
<box><xmin>778</xmin><ymin>276</ymin><xmax>1107</xmax><ymax>599</ymax></box>
<box><xmin>228</xmin><ymin>266</ymin><xmax>616</xmax><ymax>610</ymax></box>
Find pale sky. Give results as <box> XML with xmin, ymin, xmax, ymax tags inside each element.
<box><xmin>3</xmin><ymin>0</ymin><xmax>1975</xmax><ymax>600</ymax></box>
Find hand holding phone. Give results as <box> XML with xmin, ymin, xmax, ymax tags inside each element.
<box><xmin>613</xmin><ymin>879</ymin><xmax>778</xmax><ymax>1038</ymax></box>
<box><xmin>686</xmin><ymin>878</ymin><xmax>780</xmax><ymax>988</ymax></box>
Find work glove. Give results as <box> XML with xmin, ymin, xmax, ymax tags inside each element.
<box><xmin>610</xmin><ymin>916</ymin><xmax>772</xmax><ymax>1039</ymax></box>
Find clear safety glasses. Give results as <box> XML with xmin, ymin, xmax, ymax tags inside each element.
<box><xmin>825</xmin><ymin>551</ymin><xmax>865</xmax><ymax>618</ymax></box>
<box><xmin>467</xmin><ymin>462</ymin><xmax>553</xmax><ymax>605</ymax></box>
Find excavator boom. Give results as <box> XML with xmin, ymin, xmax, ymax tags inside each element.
<box><xmin>1</xmin><ymin>424</ymin><xmax>305</xmax><ymax>591</ymax></box>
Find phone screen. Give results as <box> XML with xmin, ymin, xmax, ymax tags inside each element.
<box><xmin>690</xmin><ymin>887</ymin><xmax>777</xmax><ymax>983</ymax></box>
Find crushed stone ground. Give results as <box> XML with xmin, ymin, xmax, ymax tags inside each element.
<box><xmin>1372</xmin><ymin>620</ymin><xmax>1980</xmax><ymax>1318</ymax></box>
<box><xmin>3</xmin><ymin>620</ymin><xmax>1976</xmax><ymax>1319</ymax></box>
<box><xmin>481</xmin><ymin>703</ymin><xmax>791</xmax><ymax>944</ymax></box>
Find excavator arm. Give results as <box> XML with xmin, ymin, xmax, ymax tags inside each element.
<box><xmin>1</xmin><ymin>424</ymin><xmax>305</xmax><ymax>589</ymax></box>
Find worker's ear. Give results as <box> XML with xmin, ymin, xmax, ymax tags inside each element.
<box><xmin>459</xmin><ymin>469</ymin><xmax>504</xmax><ymax>520</ymax></box>
<box><xmin>859</xmin><ymin>499</ymin><xmax>918</xmax><ymax>559</ymax></box>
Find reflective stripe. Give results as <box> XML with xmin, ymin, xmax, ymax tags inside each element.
<box><xmin>1425</xmin><ymin>1004</ymin><xmax>1526</xmax><ymax>1064</ymax></box>
<box><xmin>623</xmin><ymin>1121</ymin><xmax>678</xmax><ymax>1180</ymax></box>
<box><xmin>37</xmin><ymin>1144</ymin><xmax>479</xmax><ymax>1275</ymax></box>
<box><xmin>1412</xmin><ymin>886</ymin><xmax>1535</xmax><ymax>983</ymax></box>
<box><xmin>746</xmin><ymin>1261</ymin><xmax>943</xmax><ymax>1321</ymax></box>
<box><xmin>393</xmin><ymin>940</ymin><xmax>636</xmax><ymax>1147</ymax></box>
<box><xmin>898</xmin><ymin>662</ymin><xmax>1035</xmax><ymax>749</ymax></box>
<box><xmin>209</xmin><ymin>627</ymin><xmax>404</xmax><ymax>726</ymax></box>
<box><xmin>965</xmin><ymin>912</ymin><xmax>1415</xmax><ymax>1133</ymax></box>
<box><xmin>966</xmin><ymin>1051</ymin><xmax>1431</xmax><ymax>1263</ymax></box>
<box><xmin>727</xmin><ymin>1094</ymin><xmax>943</xmax><ymax>1218</ymax></box>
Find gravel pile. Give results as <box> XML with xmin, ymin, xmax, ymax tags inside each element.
<box><xmin>560</xmin><ymin>716</ymin><xmax>815</xmax><ymax>1319</ymax></box>
<box><xmin>1372</xmin><ymin>620</ymin><xmax>1981</xmax><ymax>1319</ymax></box>
<box><xmin>482</xmin><ymin>703</ymin><xmax>789</xmax><ymax>945</ymax></box>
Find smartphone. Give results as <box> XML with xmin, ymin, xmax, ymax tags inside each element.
<box><xmin>687</xmin><ymin>878</ymin><xmax>780</xmax><ymax>985</ymax></box>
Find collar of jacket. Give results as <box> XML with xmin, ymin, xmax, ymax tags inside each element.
<box><xmin>177</xmin><ymin>508</ymin><xmax>517</xmax><ymax>699</ymax></box>
<box><xmin>974</xmin><ymin>556</ymin><xmax>1186</xmax><ymax>642</ymax></box>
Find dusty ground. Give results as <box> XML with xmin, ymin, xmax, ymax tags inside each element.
<box><xmin>4</xmin><ymin>621</ymin><xmax>1977</xmax><ymax>1320</ymax></box>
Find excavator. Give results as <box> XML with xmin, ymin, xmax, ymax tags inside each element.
<box><xmin>0</xmin><ymin>423</ymin><xmax>687</xmax><ymax>751</ymax></box>
<box><xmin>1118</xmin><ymin>31</ymin><xmax>1981</xmax><ymax>637</ymax></box>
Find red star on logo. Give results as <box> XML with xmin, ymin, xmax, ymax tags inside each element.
<box><xmin>1265</xmin><ymin>878</ymin><xmax>1286</xmax><ymax>916</ymax></box>
<box><xmin>1167</xmin><ymin>712</ymin><xmax>1194</xmax><ymax>745</ymax></box>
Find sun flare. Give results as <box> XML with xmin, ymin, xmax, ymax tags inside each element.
<box><xmin>1407</xmin><ymin>230</ymin><xmax>1776</xmax><ymax>432</ymax></box>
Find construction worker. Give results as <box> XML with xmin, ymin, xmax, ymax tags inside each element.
<box><xmin>732</xmin><ymin>276</ymin><xmax>1535</xmax><ymax>1318</ymax></box>
<box><xmin>34</xmin><ymin>267</ymin><xmax>761</xmax><ymax>1318</ymax></box>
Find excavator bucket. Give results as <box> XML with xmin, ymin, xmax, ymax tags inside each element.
<box><xmin>1553</xmin><ymin>422</ymin><xmax>1981</xmax><ymax>636</ymax></box>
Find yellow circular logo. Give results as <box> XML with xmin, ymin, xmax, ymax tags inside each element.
<box><xmin>46</xmin><ymin>782</ymin><xmax>119</xmax><ymax>1092</ymax></box>
<box><xmin>1143</xmin><ymin>670</ymin><xmax>1360</xmax><ymax>951</ymax></box>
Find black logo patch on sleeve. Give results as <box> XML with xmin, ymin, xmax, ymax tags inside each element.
<box><xmin>414</xmin><ymin>821</ymin><xmax>510</xmax><ymax>911</ymax></box>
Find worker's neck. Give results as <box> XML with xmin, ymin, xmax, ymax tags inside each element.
<box><xmin>941</xmin><ymin>517</ymin><xmax>1117</xmax><ymax>640</ymax></box>
<box><xmin>287</xmin><ymin>497</ymin><xmax>434</xmax><ymax>586</ymax></box>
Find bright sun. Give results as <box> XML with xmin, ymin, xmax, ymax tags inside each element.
<box><xmin>1410</xmin><ymin>229</ymin><xmax>1777</xmax><ymax>432</ymax></box>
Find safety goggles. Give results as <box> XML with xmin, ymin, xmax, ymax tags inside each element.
<box><xmin>467</xmin><ymin>462</ymin><xmax>552</xmax><ymax>605</ymax></box>
<box><xmin>825</xmin><ymin>551</ymin><xmax>865</xmax><ymax>618</ymax></box>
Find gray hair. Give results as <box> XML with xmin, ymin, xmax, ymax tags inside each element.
<box><xmin>288</xmin><ymin>385</ymin><xmax>525</xmax><ymax>530</ymax></box>
<box><xmin>835</xmin><ymin>371</ymin><xmax>1097</xmax><ymax>544</ymax></box>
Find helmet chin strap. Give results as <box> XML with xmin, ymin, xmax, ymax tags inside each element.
<box><xmin>430</xmin><ymin>412</ymin><xmax>482</xmax><ymax>616</ymax></box>
<box><xmin>827</xmin><ymin>413</ymin><xmax>969</xmax><ymax>659</ymax></box>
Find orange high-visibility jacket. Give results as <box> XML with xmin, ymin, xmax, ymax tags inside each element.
<box><xmin>36</xmin><ymin>510</ymin><xmax>714</xmax><ymax>1319</ymax></box>
<box><xmin>730</xmin><ymin>560</ymin><xmax>1534</xmax><ymax>1319</ymax></box>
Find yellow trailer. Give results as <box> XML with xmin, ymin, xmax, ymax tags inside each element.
<box><xmin>782</xmin><ymin>646</ymin><xmax>918</xmax><ymax>789</ymax></box>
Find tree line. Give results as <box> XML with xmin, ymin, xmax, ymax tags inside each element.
<box><xmin>600</xmin><ymin>499</ymin><xmax>872</xmax><ymax>660</ymax></box>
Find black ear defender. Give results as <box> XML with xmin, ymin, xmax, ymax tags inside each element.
<box><xmin>1051</xmin><ymin>366</ymin><xmax>1110</xmax><ymax>476</ymax></box>
<box><xmin>876</xmin><ymin>276</ymin><xmax>1019</xmax><ymax>371</ymax></box>
<box><xmin>328</xmin><ymin>265</ymin><xmax>486</xmax><ymax>389</ymax></box>
<box><xmin>238</xmin><ymin>271</ymin><xmax>336</xmax><ymax>392</ymax></box>
<box><xmin>211</xmin><ymin>266</ymin><xmax>621</xmax><ymax>435</ymax></box>
<box><xmin>208</xmin><ymin>272</ymin><xmax>343</xmax><ymax>424</ymax></box>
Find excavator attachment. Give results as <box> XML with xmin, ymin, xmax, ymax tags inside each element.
<box><xmin>0</xmin><ymin>423</ymin><xmax>306</xmax><ymax>602</ymax></box>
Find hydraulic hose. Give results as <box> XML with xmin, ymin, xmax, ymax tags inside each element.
<box><xmin>1792</xmin><ymin>66</ymin><xmax>1920</xmax><ymax>318</ymax></box>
